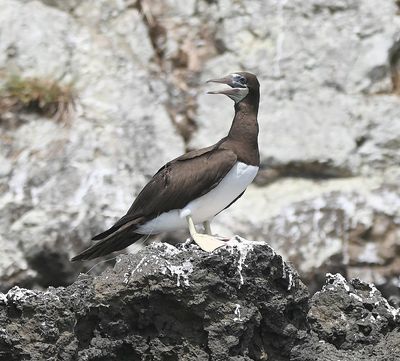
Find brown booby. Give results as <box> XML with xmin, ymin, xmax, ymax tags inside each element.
<box><xmin>72</xmin><ymin>72</ymin><xmax>260</xmax><ymax>261</ymax></box>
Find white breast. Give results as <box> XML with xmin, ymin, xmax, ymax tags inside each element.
<box><xmin>136</xmin><ymin>162</ymin><xmax>258</xmax><ymax>234</ymax></box>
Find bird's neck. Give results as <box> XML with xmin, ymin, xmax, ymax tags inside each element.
<box><xmin>226</xmin><ymin>95</ymin><xmax>260</xmax><ymax>165</ymax></box>
<box><xmin>228</xmin><ymin>97</ymin><xmax>259</xmax><ymax>145</ymax></box>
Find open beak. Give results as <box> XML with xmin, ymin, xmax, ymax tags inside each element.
<box><xmin>206</xmin><ymin>75</ymin><xmax>237</xmax><ymax>96</ymax></box>
<box><xmin>206</xmin><ymin>75</ymin><xmax>233</xmax><ymax>86</ymax></box>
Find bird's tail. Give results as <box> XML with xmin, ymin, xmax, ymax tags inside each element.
<box><xmin>71</xmin><ymin>230</ymin><xmax>143</xmax><ymax>261</ymax></box>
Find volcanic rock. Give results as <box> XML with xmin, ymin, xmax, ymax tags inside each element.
<box><xmin>0</xmin><ymin>239</ymin><xmax>398</xmax><ymax>361</ymax></box>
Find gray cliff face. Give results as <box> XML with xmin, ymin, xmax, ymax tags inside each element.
<box><xmin>0</xmin><ymin>0</ymin><xmax>185</xmax><ymax>289</ymax></box>
<box><xmin>0</xmin><ymin>240</ymin><xmax>398</xmax><ymax>361</ymax></box>
<box><xmin>0</xmin><ymin>0</ymin><xmax>400</xmax><ymax>316</ymax></box>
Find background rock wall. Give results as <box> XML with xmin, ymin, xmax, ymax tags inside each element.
<box><xmin>0</xmin><ymin>0</ymin><xmax>400</xmax><ymax>298</ymax></box>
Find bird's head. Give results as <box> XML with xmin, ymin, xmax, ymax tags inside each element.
<box><xmin>207</xmin><ymin>72</ymin><xmax>260</xmax><ymax>104</ymax></box>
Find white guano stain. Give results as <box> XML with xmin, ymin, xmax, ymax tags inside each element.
<box><xmin>233</xmin><ymin>304</ymin><xmax>242</xmax><ymax>322</ymax></box>
<box><xmin>225</xmin><ymin>236</ymin><xmax>264</xmax><ymax>286</ymax></box>
<box><xmin>165</xmin><ymin>260</ymin><xmax>194</xmax><ymax>287</ymax></box>
<box><xmin>124</xmin><ymin>256</ymin><xmax>147</xmax><ymax>284</ymax></box>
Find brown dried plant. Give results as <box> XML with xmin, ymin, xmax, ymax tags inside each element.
<box><xmin>0</xmin><ymin>75</ymin><xmax>74</xmax><ymax>124</ymax></box>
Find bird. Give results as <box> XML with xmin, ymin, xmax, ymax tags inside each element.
<box><xmin>71</xmin><ymin>72</ymin><xmax>260</xmax><ymax>261</ymax></box>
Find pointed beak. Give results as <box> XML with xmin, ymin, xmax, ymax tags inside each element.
<box><xmin>206</xmin><ymin>75</ymin><xmax>236</xmax><ymax>95</ymax></box>
<box><xmin>206</xmin><ymin>75</ymin><xmax>233</xmax><ymax>86</ymax></box>
<box><xmin>207</xmin><ymin>88</ymin><xmax>240</xmax><ymax>96</ymax></box>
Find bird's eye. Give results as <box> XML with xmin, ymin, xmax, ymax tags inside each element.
<box><xmin>238</xmin><ymin>76</ymin><xmax>247</xmax><ymax>84</ymax></box>
<box><xmin>232</xmin><ymin>74</ymin><xmax>247</xmax><ymax>87</ymax></box>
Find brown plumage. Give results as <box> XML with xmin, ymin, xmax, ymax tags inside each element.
<box><xmin>72</xmin><ymin>72</ymin><xmax>260</xmax><ymax>261</ymax></box>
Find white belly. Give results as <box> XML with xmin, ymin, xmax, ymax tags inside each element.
<box><xmin>136</xmin><ymin>162</ymin><xmax>258</xmax><ymax>234</ymax></box>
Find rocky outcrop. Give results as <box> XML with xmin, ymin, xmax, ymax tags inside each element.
<box><xmin>0</xmin><ymin>240</ymin><xmax>307</xmax><ymax>361</ymax></box>
<box><xmin>292</xmin><ymin>273</ymin><xmax>400</xmax><ymax>361</ymax></box>
<box><xmin>217</xmin><ymin>184</ymin><xmax>400</xmax><ymax>296</ymax></box>
<box><xmin>0</xmin><ymin>240</ymin><xmax>398</xmax><ymax>361</ymax></box>
<box><xmin>0</xmin><ymin>0</ymin><xmax>400</xmax><ymax>301</ymax></box>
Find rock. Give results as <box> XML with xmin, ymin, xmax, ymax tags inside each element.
<box><xmin>291</xmin><ymin>273</ymin><xmax>400</xmax><ymax>361</ymax></box>
<box><xmin>0</xmin><ymin>240</ymin><xmax>398</xmax><ymax>361</ymax></box>
<box><xmin>0</xmin><ymin>0</ymin><xmax>185</xmax><ymax>289</ymax></box>
<box><xmin>1</xmin><ymin>0</ymin><xmax>400</xmax><ymax>304</ymax></box>
<box><xmin>212</xmin><ymin>182</ymin><xmax>400</xmax><ymax>296</ymax></box>
<box><xmin>0</xmin><ymin>239</ymin><xmax>308</xmax><ymax>361</ymax></box>
<box><xmin>266</xmin><ymin>185</ymin><xmax>400</xmax><ymax>296</ymax></box>
<box><xmin>189</xmin><ymin>0</ymin><xmax>400</xmax><ymax>177</ymax></box>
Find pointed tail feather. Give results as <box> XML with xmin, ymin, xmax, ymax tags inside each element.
<box><xmin>71</xmin><ymin>231</ymin><xmax>143</xmax><ymax>261</ymax></box>
<box><xmin>91</xmin><ymin>218</ymin><xmax>141</xmax><ymax>241</ymax></box>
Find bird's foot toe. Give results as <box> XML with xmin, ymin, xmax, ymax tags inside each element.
<box><xmin>192</xmin><ymin>233</ymin><xmax>226</xmax><ymax>252</ymax></box>
<box><xmin>213</xmin><ymin>235</ymin><xmax>230</xmax><ymax>242</ymax></box>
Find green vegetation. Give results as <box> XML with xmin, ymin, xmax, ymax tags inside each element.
<box><xmin>0</xmin><ymin>75</ymin><xmax>74</xmax><ymax>123</ymax></box>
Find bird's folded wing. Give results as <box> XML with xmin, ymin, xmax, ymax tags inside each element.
<box><xmin>101</xmin><ymin>148</ymin><xmax>237</xmax><ymax>235</ymax></box>
<box><xmin>154</xmin><ymin>140</ymin><xmax>224</xmax><ymax>174</ymax></box>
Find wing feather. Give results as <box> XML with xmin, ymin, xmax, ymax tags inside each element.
<box><xmin>93</xmin><ymin>146</ymin><xmax>237</xmax><ymax>240</ymax></box>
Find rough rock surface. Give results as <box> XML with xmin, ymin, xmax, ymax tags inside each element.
<box><xmin>0</xmin><ymin>0</ymin><xmax>185</xmax><ymax>290</ymax></box>
<box><xmin>188</xmin><ymin>0</ymin><xmax>400</xmax><ymax>175</ymax></box>
<box><xmin>0</xmin><ymin>240</ymin><xmax>398</xmax><ymax>361</ymax></box>
<box><xmin>216</xmin><ymin>184</ymin><xmax>400</xmax><ymax>295</ymax></box>
<box><xmin>0</xmin><ymin>240</ymin><xmax>308</xmax><ymax>361</ymax></box>
<box><xmin>291</xmin><ymin>273</ymin><xmax>400</xmax><ymax>361</ymax></box>
<box><xmin>1</xmin><ymin>0</ymin><xmax>400</xmax><ymax>301</ymax></box>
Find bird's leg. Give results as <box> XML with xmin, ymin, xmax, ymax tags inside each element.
<box><xmin>186</xmin><ymin>216</ymin><xmax>226</xmax><ymax>252</ymax></box>
<box><xmin>203</xmin><ymin>220</ymin><xmax>230</xmax><ymax>241</ymax></box>
<box><xmin>203</xmin><ymin>220</ymin><xmax>212</xmax><ymax>235</ymax></box>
